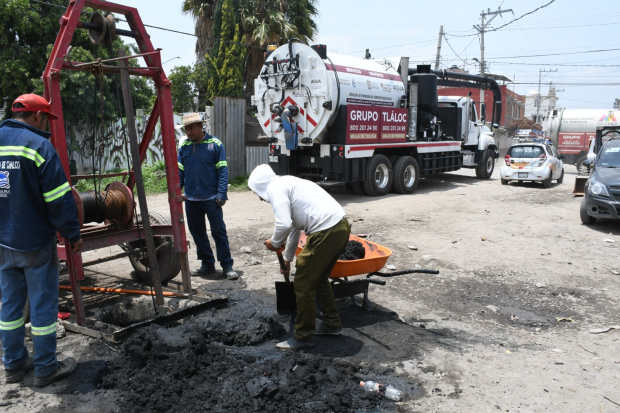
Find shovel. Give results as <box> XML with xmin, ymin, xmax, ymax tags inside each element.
<box><xmin>274</xmin><ymin>250</ymin><xmax>297</xmax><ymax>313</ymax></box>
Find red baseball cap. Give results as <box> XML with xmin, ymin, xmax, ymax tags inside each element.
<box><xmin>12</xmin><ymin>94</ymin><xmax>59</xmax><ymax>120</ymax></box>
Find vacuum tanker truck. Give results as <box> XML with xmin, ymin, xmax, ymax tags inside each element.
<box><xmin>544</xmin><ymin>108</ymin><xmax>620</xmax><ymax>168</ymax></box>
<box><xmin>251</xmin><ymin>41</ymin><xmax>502</xmax><ymax>196</ymax></box>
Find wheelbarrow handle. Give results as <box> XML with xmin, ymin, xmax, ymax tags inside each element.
<box><xmin>368</xmin><ymin>268</ymin><xmax>439</xmax><ymax>278</ymax></box>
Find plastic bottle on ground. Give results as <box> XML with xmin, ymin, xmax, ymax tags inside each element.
<box><xmin>359</xmin><ymin>381</ymin><xmax>403</xmax><ymax>401</ymax></box>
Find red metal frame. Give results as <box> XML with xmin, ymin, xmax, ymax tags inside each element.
<box><xmin>42</xmin><ymin>0</ymin><xmax>190</xmax><ymax>326</ymax></box>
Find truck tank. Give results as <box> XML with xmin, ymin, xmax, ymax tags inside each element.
<box><xmin>545</xmin><ymin>108</ymin><xmax>620</xmax><ymax>157</ymax></box>
<box><xmin>252</xmin><ymin>42</ymin><xmax>406</xmax><ymax>145</ymax></box>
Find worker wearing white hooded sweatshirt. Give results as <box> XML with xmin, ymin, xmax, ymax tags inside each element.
<box><xmin>248</xmin><ymin>164</ymin><xmax>350</xmax><ymax>350</ymax></box>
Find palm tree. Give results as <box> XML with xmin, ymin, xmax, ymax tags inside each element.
<box><xmin>181</xmin><ymin>0</ymin><xmax>218</xmax><ymax>62</ymax></box>
<box><xmin>182</xmin><ymin>0</ymin><xmax>319</xmax><ymax>98</ymax></box>
<box><xmin>238</xmin><ymin>0</ymin><xmax>318</xmax><ymax>98</ymax></box>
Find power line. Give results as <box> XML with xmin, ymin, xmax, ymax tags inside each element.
<box><xmin>443</xmin><ymin>34</ymin><xmax>472</xmax><ymax>66</ymax></box>
<box><xmin>486</xmin><ymin>47</ymin><xmax>620</xmax><ymax>60</ymax></box>
<box><xmin>29</xmin><ymin>0</ymin><xmax>266</xmax><ymax>50</ymax></box>
<box><xmin>484</xmin><ymin>0</ymin><xmax>556</xmax><ymax>33</ymax></box>
<box><xmin>446</xmin><ymin>0</ymin><xmax>556</xmax><ymax>38</ymax></box>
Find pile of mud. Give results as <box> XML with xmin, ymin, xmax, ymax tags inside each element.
<box><xmin>100</xmin><ymin>312</ymin><xmax>392</xmax><ymax>412</ymax></box>
<box><xmin>339</xmin><ymin>240</ymin><xmax>366</xmax><ymax>261</ymax></box>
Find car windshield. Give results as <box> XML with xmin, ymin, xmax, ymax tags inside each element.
<box><xmin>508</xmin><ymin>146</ymin><xmax>545</xmax><ymax>158</ymax></box>
<box><xmin>597</xmin><ymin>146</ymin><xmax>620</xmax><ymax>168</ymax></box>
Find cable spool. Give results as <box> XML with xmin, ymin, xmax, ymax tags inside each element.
<box><xmin>75</xmin><ymin>181</ymin><xmax>134</xmax><ymax>228</ymax></box>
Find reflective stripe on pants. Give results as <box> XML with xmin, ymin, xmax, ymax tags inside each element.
<box><xmin>0</xmin><ymin>239</ymin><xmax>60</xmax><ymax>377</ymax></box>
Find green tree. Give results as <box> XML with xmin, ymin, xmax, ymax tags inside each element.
<box><xmin>181</xmin><ymin>0</ymin><xmax>218</xmax><ymax>63</ymax></box>
<box><xmin>0</xmin><ymin>0</ymin><xmax>154</xmax><ymax>121</ymax></box>
<box><xmin>181</xmin><ymin>0</ymin><xmax>318</xmax><ymax>99</ymax></box>
<box><xmin>204</xmin><ymin>0</ymin><xmax>245</xmax><ymax>98</ymax></box>
<box><xmin>169</xmin><ymin>65</ymin><xmax>196</xmax><ymax>113</ymax></box>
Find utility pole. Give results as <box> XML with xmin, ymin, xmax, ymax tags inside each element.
<box><xmin>434</xmin><ymin>25</ymin><xmax>443</xmax><ymax>71</ymax></box>
<box><xmin>536</xmin><ymin>68</ymin><xmax>557</xmax><ymax>123</ymax></box>
<box><xmin>474</xmin><ymin>6</ymin><xmax>513</xmax><ymax>120</ymax></box>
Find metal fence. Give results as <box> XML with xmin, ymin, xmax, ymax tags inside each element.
<box><xmin>246</xmin><ymin>146</ymin><xmax>268</xmax><ymax>175</ymax></box>
<box><xmin>212</xmin><ymin>97</ymin><xmax>246</xmax><ymax>179</ymax></box>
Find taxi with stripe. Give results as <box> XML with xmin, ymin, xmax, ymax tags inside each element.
<box><xmin>500</xmin><ymin>140</ymin><xmax>565</xmax><ymax>187</ymax></box>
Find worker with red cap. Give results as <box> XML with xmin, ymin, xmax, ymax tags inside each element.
<box><xmin>0</xmin><ymin>94</ymin><xmax>82</xmax><ymax>387</ymax></box>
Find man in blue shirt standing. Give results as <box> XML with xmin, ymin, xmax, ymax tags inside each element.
<box><xmin>0</xmin><ymin>94</ymin><xmax>82</xmax><ymax>387</ymax></box>
<box><xmin>177</xmin><ymin>113</ymin><xmax>237</xmax><ymax>280</ymax></box>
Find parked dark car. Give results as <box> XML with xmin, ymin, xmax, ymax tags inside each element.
<box><xmin>580</xmin><ymin>139</ymin><xmax>620</xmax><ymax>224</ymax></box>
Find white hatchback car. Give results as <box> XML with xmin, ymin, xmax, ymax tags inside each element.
<box><xmin>500</xmin><ymin>141</ymin><xmax>565</xmax><ymax>187</ymax></box>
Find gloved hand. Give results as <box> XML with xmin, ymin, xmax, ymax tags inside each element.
<box><xmin>215</xmin><ymin>198</ymin><xmax>226</xmax><ymax>207</ymax></box>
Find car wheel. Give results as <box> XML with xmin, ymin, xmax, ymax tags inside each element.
<box><xmin>557</xmin><ymin>168</ymin><xmax>564</xmax><ymax>184</ymax></box>
<box><xmin>391</xmin><ymin>156</ymin><xmax>419</xmax><ymax>194</ymax></box>
<box><xmin>351</xmin><ymin>181</ymin><xmax>365</xmax><ymax>195</ymax></box>
<box><xmin>362</xmin><ymin>154</ymin><xmax>393</xmax><ymax>196</ymax></box>
<box><xmin>543</xmin><ymin>170</ymin><xmax>553</xmax><ymax>188</ymax></box>
<box><xmin>475</xmin><ymin>149</ymin><xmax>495</xmax><ymax>179</ymax></box>
<box><xmin>580</xmin><ymin>198</ymin><xmax>596</xmax><ymax>225</ymax></box>
<box><xmin>501</xmin><ymin>178</ymin><xmax>509</xmax><ymax>185</ymax></box>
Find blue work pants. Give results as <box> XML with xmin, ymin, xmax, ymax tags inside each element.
<box><xmin>0</xmin><ymin>238</ymin><xmax>59</xmax><ymax>377</ymax></box>
<box><xmin>185</xmin><ymin>199</ymin><xmax>234</xmax><ymax>270</ymax></box>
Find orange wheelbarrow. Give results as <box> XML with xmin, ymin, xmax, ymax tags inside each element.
<box><xmin>275</xmin><ymin>234</ymin><xmax>439</xmax><ymax>313</ymax></box>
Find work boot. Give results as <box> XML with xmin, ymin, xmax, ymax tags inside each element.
<box><xmin>191</xmin><ymin>264</ymin><xmax>216</xmax><ymax>277</ymax></box>
<box><xmin>276</xmin><ymin>337</ymin><xmax>315</xmax><ymax>350</ymax></box>
<box><xmin>314</xmin><ymin>323</ymin><xmax>343</xmax><ymax>336</ymax></box>
<box><xmin>224</xmin><ymin>268</ymin><xmax>238</xmax><ymax>280</ymax></box>
<box><xmin>5</xmin><ymin>357</ymin><xmax>33</xmax><ymax>383</ymax></box>
<box><xmin>33</xmin><ymin>358</ymin><xmax>77</xmax><ymax>388</ymax></box>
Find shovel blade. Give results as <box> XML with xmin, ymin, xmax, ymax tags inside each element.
<box><xmin>275</xmin><ymin>281</ymin><xmax>296</xmax><ymax>313</ymax></box>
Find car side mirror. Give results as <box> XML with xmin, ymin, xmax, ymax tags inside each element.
<box><xmin>480</xmin><ymin>102</ymin><xmax>486</xmax><ymax>123</ymax></box>
<box><xmin>558</xmin><ymin>154</ymin><xmax>565</xmax><ymax>160</ymax></box>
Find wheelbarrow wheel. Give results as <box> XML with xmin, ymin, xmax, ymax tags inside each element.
<box><xmin>126</xmin><ymin>211</ymin><xmax>181</xmax><ymax>284</ymax></box>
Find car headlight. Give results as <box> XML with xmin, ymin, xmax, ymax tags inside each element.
<box><xmin>588</xmin><ymin>177</ymin><xmax>610</xmax><ymax>197</ymax></box>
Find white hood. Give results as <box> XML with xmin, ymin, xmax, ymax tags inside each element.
<box><xmin>248</xmin><ymin>164</ymin><xmax>277</xmax><ymax>203</ymax></box>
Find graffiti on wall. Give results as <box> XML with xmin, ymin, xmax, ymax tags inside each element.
<box><xmin>67</xmin><ymin>112</ymin><xmax>209</xmax><ymax>172</ymax></box>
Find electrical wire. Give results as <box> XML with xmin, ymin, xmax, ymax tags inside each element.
<box><xmin>28</xmin><ymin>0</ymin><xmax>266</xmax><ymax>50</ymax></box>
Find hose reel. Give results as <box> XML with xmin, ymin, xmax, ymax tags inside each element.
<box><xmin>72</xmin><ymin>181</ymin><xmax>134</xmax><ymax>229</ymax></box>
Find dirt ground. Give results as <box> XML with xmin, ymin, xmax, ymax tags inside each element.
<box><xmin>2</xmin><ymin>164</ymin><xmax>620</xmax><ymax>412</ymax></box>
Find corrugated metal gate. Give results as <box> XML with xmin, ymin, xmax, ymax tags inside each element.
<box><xmin>246</xmin><ymin>146</ymin><xmax>268</xmax><ymax>174</ymax></box>
<box><xmin>212</xmin><ymin>97</ymin><xmax>246</xmax><ymax>179</ymax></box>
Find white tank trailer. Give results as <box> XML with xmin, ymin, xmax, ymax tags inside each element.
<box><xmin>251</xmin><ymin>41</ymin><xmax>503</xmax><ymax>196</ymax></box>
<box><xmin>544</xmin><ymin>108</ymin><xmax>620</xmax><ymax>166</ymax></box>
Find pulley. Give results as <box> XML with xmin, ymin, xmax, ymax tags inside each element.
<box><xmin>87</xmin><ymin>12</ymin><xmax>117</xmax><ymax>46</ymax></box>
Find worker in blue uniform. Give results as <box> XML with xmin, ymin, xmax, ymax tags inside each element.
<box><xmin>0</xmin><ymin>94</ymin><xmax>82</xmax><ymax>387</ymax></box>
<box><xmin>177</xmin><ymin>113</ymin><xmax>238</xmax><ymax>280</ymax></box>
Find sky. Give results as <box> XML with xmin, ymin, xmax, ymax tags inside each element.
<box><xmin>111</xmin><ymin>0</ymin><xmax>619</xmax><ymax>110</ymax></box>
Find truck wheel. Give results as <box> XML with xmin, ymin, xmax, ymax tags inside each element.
<box><xmin>351</xmin><ymin>181</ymin><xmax>365</xmax><ymax>195</ymax></box>
<box><xmin>391</xmin><ymin>156</ymin><xmax>419</xmax><ymax>194</ymax></box>
<box><xmin>543</xmin><ymin>170</ymin><xmax>553</xmax><ymax>188</ymax></box>
<box><xmin>557</xmin><ymin>168</ymin><xmax>564</xmax><ymax>184</ymax></box>
<box><xmin>362</xmin><ymin>154</ymin><xmax>393</xmax><ymax>196</ymax></box>
<box><xmin>475</xmin><ymin>149</ymin><xmax>495</xmax><ymax>179</ymax></box>
<box><xmin>126</xmin><ymin>211</ymin><xmax>181</xmax><ymax>284</ymax></box>
<box><xmin>580</xmin><ymin>199</ymin><xmax>596</xmax><ymax>225</ymax></box>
